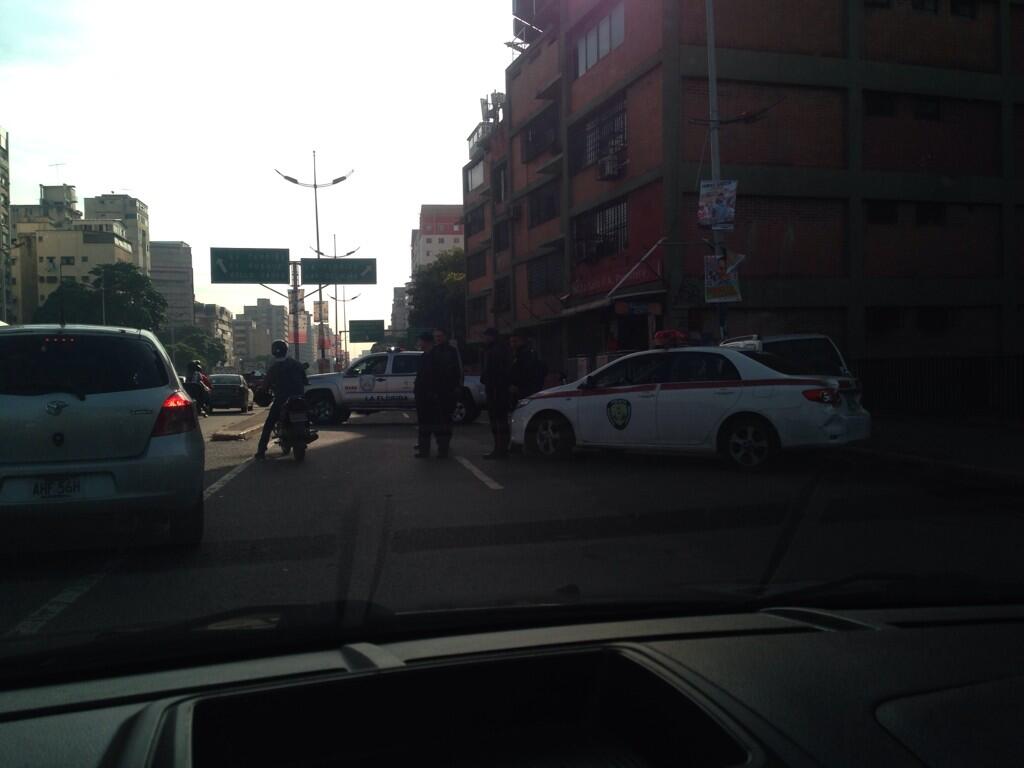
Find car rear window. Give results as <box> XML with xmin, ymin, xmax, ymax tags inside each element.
<box><xmin>0</xmin><ymin>333</ymin><xmax>169</xmax><ymax>397</ymax></box>
<box><xmin>739</xmin><ymin>351</ymin><xmax>805</xmax><ymax>376</ymax></box>
<box><xmin>211</xmin><ymin>375</ymin><xmax>241</xmax><ymax>385</ymax></box>
<box><xmin>762</xmin><ymin>338</ymin><xmax>846</xmax><ymax>376</ymax></box>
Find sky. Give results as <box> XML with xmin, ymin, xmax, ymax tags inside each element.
<box><xmin>0</xmin><ymin>0</ymin><xmax>513</xmax><ymax>344</ymax></box>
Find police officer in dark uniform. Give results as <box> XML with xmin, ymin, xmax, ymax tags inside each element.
<box><xmin>480</xmin><ymin>327</ymin><xmax>512</xmax><ymax>459</ymax></box>
<box><xmin>255</xmin><ymin>339</ymin><xmax>308</xmax><ymax>460</ymax></box>
<box><xmin>414</xmin><ymin>329</ymin><xmax>461</xmax><ymax>458</ymax></box>
<box><xmin>509</xmin><ymin>328</ymin><xmax>545</xmax><ymax>401</ymax></box>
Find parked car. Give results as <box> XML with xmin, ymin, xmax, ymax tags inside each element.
<box><xmin>720</xmin><ymin>334</ymin><xmax>863</xmax><ymax>407</ymax></box>
<box><xmin>0</xmin><ymin>325</ymin><xmax>206</xmax><ymax>546</ymax></box>
<box><xmin>303</xmin><ymin>350</ymin><xmax>486</xmax><ymax>425</ymax></box>
<box><xmin>209</xmin><ymin>374</ymin><xmax>254</xmax><ymax>413</ymax></box>
<box><xmin>510</xmin><ymin>346</ymin><xmax>871</xmax><ymax>469</ymax></box>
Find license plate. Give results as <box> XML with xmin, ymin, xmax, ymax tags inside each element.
<box><xmin>32</xmin><ymin>476</ymin><xmax>82</xmax><ymax>500</ymax></box>
<box><xmin>289</xmin><ymin>413</ymin><xmax>307</xmax><ymax>423</ymax></box>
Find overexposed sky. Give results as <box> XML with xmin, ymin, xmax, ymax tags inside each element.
<box><xmin>1</xmin><ymin>0</ymin><xmax>512</xmax><ymax>335</ymax></box>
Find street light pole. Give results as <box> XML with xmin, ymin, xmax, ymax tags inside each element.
<box><xmin>274</xmin><ymin>159</ymin><xmax>353</xmax><ymax>371</ymax></box>
<box><xmin>705</xmin><ymin>0</ymin><xmax>728</xmax><ymax>341</ymax></box>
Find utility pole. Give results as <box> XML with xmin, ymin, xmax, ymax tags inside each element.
<box><xmin>312</xmin><ymin>150</ymin><xmax>326</xmax><ymax>371</ymax></box>
<box><xmin>290</xmin><ymin>262</ymin><xmax>301</xmax><ymax>361</ymax></box>
<box><xmin>705</xmin><ymin>0</ymin><xmax>728</xmax><ymax>341</ymax></box>
<box><xmin>333</xmin><ymin>234</ymin><xmax>339</xmax><ymax>369</ymax></box>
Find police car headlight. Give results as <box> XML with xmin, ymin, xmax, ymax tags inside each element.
<box><xmin>517</xmin><ymin>398</ymin><xmax>532</xmax><ymax>408</ymax></box>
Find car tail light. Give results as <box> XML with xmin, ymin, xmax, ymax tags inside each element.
<box><xmin>152</xmin><ymin>391</ymin><xmax>198</xmax><ymax>436</ymax></box>
<box><xmin>802</xmin><ymin>388</ymin><xmax>842</xmax><ymax>406</ymax></box>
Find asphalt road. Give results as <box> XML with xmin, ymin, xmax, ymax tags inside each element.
<box><xmin>1</xmin><ymin>408</ymin><xmax>1023</xmax><ymax>651</ymax></box>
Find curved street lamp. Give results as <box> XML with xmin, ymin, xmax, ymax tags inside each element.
<box><xmin>275</xmin><ymin>152</ymin><xmax>353</xmax><ymax>370</ymax></box>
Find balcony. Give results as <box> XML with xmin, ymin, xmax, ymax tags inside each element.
<box><xmin>467</xmin><ymin>122</ymin><xmax>496</xmax><ymax>161</ymax></box>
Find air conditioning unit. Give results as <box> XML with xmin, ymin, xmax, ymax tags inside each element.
<box><xmin>508</xmin><ymin>204</ymin><xmax>522</xmax><ymax>220</ymax></box>
<box><xmin>597</xmin><ymin>154</ymin><xmax>623</xmax><ymax>180</ymax></box>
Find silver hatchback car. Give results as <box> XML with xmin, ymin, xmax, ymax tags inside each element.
<box><xmin>0</xmin><ymin>325</ymin><xmax>205</xmax><ymax>546</ymax></box>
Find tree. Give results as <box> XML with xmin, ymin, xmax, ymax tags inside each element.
<box><xmin>34</xmin><ymin>263</ymin><xmax>167</xmax><ymax>331</ymax></box>
<box><xmin>157</xmin><ymin>325</ymin><xmax>228</xmax><ymax>370</ymax></box>
<box><xmin>407</xmin><ymin>248</ymin><xmax>466</xmax><ymax>339</ymax></box>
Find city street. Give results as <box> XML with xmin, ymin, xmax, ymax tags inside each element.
<box><xmin>2</xmin><ymin>408</ymin><xmax>1023</xmax><ymax>647</ymax></box>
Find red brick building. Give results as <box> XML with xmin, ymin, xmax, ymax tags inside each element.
<box><xmin>463</xmin><ymin>0</ymin><xmax>1024</xmax><ymax>410</ymax></box>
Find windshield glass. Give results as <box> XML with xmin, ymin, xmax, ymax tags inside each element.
<box><xmin>2</xmin><ymin>0</ymin><xmax>1023</xmax><ymax>685</ymax></box>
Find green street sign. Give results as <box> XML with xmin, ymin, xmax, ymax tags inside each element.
<box><xmin>301</xmin><ymin>258</ymin><xmax>377</xmax><ymax>285</ymax></box>
<box><xmin>349</xmin><ymin>320</ymin><xmax>386</xmax><ymax>343</ymax></box>
<box><xmin>210</xmin><ymin>248</ymin><xmax>290</xmax><ymax>284</ymax></box>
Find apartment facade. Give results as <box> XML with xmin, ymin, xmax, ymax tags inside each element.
<box><xmin>84</xmin><ymin>193</ymin><xmax>151</xmax><ymax>273</ymax></box>
<box><xmin>0</xmin><ymin>127</ymin><xmax>10</xmax><ymax>323</ymax></box>
<box><xmin>150</xmin><ymin>241</ymin><xmax>195</xmax><ymax>328</ymax></box>
<box><xmin>194</xmin><ymin>302</ymin><xmax>234</xmax><ymax>363</ymax></box>
<box><xmin>391</xmin><ymin>285</ymin><xmax>410</xmax><ymax>331</ymax></box>
<box><xmin>411</xmin><ymin>204</ymin><xmax>464</xmax><ymax>273</ymax></box>
<box><xmin>464</xmin><ymin>0</ymin><xmax>1024</xmax><ymax>409</ymax></box>
<box><xmin>237</xmin><ymin>297</ymin><xmax>288</xmax><ymax>358</ymax></box>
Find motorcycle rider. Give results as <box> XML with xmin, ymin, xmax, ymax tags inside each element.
<box><xmin>185</xmin><ymin>360</ymin><xmax>212</xmax><ymax>417</ymax></box>
<box><xmin>255</xmin><ymin>339</ymin><xmax>309</xmax><ymax>461</ymax></box>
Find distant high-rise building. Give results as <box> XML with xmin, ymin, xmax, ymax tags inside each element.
<box><xmin>411</xmin><ymin>204</ymin><xmax>463</xmax><ymax>273</ymax></box>
<box><xmin>237</xmin><ymin>297</ymin><xmax>288</xmax><ymax>359</ymax></box>
<box><xmin>0</xmin><ymin>127</ymin><xmax>10</xmax><ymax>323</ymax></box>
<box><xmin>231</xmin><ymin>317</ymin><xmax>258</xmax><ymax>369</ymax></box>
<box><xmin>150</xmin><ymin>241</ymin><xmax>194</xmax><ymax>328</ymax></box>
<box><xmin>194</xmin><ymin>302</ymin><xmax>233</xmax><ymax>366</ymax></box>
<box><xmin>84</xmin><ymin>193</ymin><xmax>150</xmax><ymax>273</ymax></box>
<box><xmin>390</xmin><ymin>285</ymin><xmax>409</xmax><ymax>332</ymax></box>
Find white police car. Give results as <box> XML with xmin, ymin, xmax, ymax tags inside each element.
<box><xmin>510</xmin><ymin>346</ymin><xmax>871</xmax><ymax>469</ymax></box>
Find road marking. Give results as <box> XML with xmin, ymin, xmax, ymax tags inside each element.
<box><xmin>402</xmin><ymin>412</ymin><xmax>410</xmax><ymax>419</ymax></box>
<box><xmin>5</xmin><ymin>561</ymin><xmax>115</xmax><ymax>638</ymax></box>
<box><xmin>205</xmin><ymin>458</ymin><xmax>253</xmax><ymax>500</ymax></box>
<box><xmin>455</xmin><ymin>456</ymin><xmax>504</xmax><ymax>491</ymax></box>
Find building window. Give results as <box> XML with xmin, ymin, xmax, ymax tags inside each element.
<box><xmin>61</xmin><ymin>276</ymin><xmax>75</xmax><ymax>284</ymax></box>
<box><xmin>465</xmin><ymin>205</ymin><xmax>486</xmax><ymax>236</ymax></box>
<box><xmin>521</xmin><ymin>106</ymin><xmax>558</xmax><ymax>162</ymax></box>
<box><xmin>527</xmin><ymin>251</ymin><xmax>562</xmax><ymax>298</ymax></box>
<box><xmin>61</xmin><ymin>256</ymin><xmax>75</xmax><ymax>265</ymax></box>
<box><xmin>468</xmin><ymin>296</ymin><xmax>488</xmax><ymax>325</ymax></box>
<box><xmin>917</xmin><ymin>307</ymin><xmax>952</xmax><ymax>337</ymax></box>
<box><xmin>465</xmin><ymin>160</ymin><xmax>485</xmax><ymax>192</ymax></box>
<box><xmin>865</xmin><ymin>200</ymin><xmax>899</xmax><ymax>225</ymax></box>
<box><xmin>46</xmin><ymin>276</ymin><xmax>58</xmax><ymax>284</ymax></box>
<box><xmin>425</xmin><ymin>237</ymin><xmax>433</xmax><ymax>244</ymax></box>
<box><xmin>864</xmin><ymin>91</ymin><xmax>896</xmax><ymax>118</ymax></box>
<box><xmin>494</xmin><ymin>276</ymin><xmax>511</xmax><ymax>312</ymax></box>
<box><xmin>951</xmin><ymin>0</ymin><xmax>977</xmax><ymax>17</ymax></box>
<box><xmin>467</xmin><ymin>250</ymin><xmax>487</xmax><ymax>280</ymax></box>
<box><xmin>573</xmin><ymin>198</ymin><xmax>628</xmax><ymax>262</ymax></box>
<box><xmin>912</xmin><ymin>97</ymin><xmax>941</xmax><ymax>121</ymax></box>
<box><xmin>576</xmin><ymin>1</ymin><xmax>624</xmax><ymax>77</ymax></box>
<box><xmin>494</xmin><ymin>163</ymin><xmax>508</xmax><ymax>202</ymax></box>
<box><xmin>864</xmin><ymin>0</ymin><xmax>892</xmax><ymax>6</ymax></box>
<box><xmin>438</xmin><ymin>237</ymin><xmax>446</xmax><ymax>244</ymax></box>
<box><xmin>494</xmin><ymin>220</ymin><xmax>511</xmax><ymax>252</ymax></box>
<box><xmin>915</xmin><ymin>202</ymin><xmax>946</xmax><ymax>226</ymax></box>
<box><xmin>81</xmin><ymin>255</ymin><xmax>88</xmax><ymax>262</ymax></box>
<box><xmin>528</xmin><ymin>180</ymin><xmax>560</xmax><ymax>227</ymax></box>
<box><xmin>38</xmin><ymin>276</ymin><xmax>45</xmax><ymax>284</ymax></box>
<box><xmin>570</xmin><ymin>94</ymin><xmax>627</xmax><ymax>173</ymax></box>
<box><xmin>911</xmin><ymin>0</ymin><xmax>938</xmax><ymax>12</ymax></box>
<box><xmin>866</xmin><ymin>307</ymin><xmax>904</xmax><ymax>341</ymax></box>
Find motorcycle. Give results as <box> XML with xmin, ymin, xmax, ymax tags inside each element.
<box><xmin>255</xmin><ymin>388</ymin><xmax>318</xmax><ymax>462</ymax></box>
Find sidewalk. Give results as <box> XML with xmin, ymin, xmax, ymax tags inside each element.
<box><xmin>849</xmin><ymin>415</ymin><xmax>1024</xmax><ymax>482</ymax></box>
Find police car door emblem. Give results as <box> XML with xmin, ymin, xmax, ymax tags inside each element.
<box><xmin>606</xmin><ymin>399</ymin><xmax>631</xmax><ymax>430</ymax></box>
<box><xmin>359</xmin><ymin>375</ymin><xmax>376</xmax><ymax>392</ymax></box>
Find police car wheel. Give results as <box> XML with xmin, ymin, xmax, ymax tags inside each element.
<box><xmin>720</xmin><ymin>415</ymin><xmax>778</xmax><ymax>471</ymax></box>
<box><xmin>308</xmin><ymin>394</ymin><xmax>336</xmax><ymax>424</ymax></box>
<box><xmin>528</xmin><ymin>413</ymin><xmax>575</xmax><ymax>459</ymax></box>
<box><xmin>452</xmin><ymin>393</ymin><xmax>479</xmax><ymax>425</ymax></box>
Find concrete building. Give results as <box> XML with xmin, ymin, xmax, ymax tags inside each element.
<box><xmin>237</xmin><ymin>297</ymin><xmax>288</xmax><ymax>359</ymax></box>
<box><xmin>84</xmin><ymin>193</ymin><xmax>150</xmax><ymax>273</ymax></box>
<box><xmin>0</xmin><ymin>127</ymin><xmax>10</xmax><ymax>324</ymax></box>
<box><xmin>390</xmin><ymin>285</ymin><xmax>410</xmax><ymax>332</ymax></box>
<box><xmin>410</xmin><ymin>204</ymin><xmax>464</xmax><ymax>273</ymax></box>
<box><xmin>10</xmin><ymin>187</ymin><xmax>133</xmax><ymax>324</ymax></box>
<box><xmin>194</xmin><ymin>302</ymin><xmax>233</xmax><ymax>365</ymax></box>
<box><xmin>462</xmin><ymin>0</ymin><xmax>1024</xmax><ymax>415</ymax></box>
<box><xmin>231</xmin><ymin>317</ymin><xmax>258</xmax><ymax>369</ymax></box>
<box><xmin>150</xmin><ymin>241</ymin><xmax>194</xmax><ymax>328</ymax></box>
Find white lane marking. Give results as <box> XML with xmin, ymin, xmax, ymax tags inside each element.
<box><xmin>455</xmin><ymin>456</ymin><xmax>504</xmax><ymax>490</ymax></box>
<box><xmin>5</xmin><ymin>562</ymin><xmax>115</xmax><ymax>638</ymax></box>
<box><xmin>204</xmin><ymin>458</ymin><xmax>253</xmax><ymax>500</ymax></box>
<box><xmin>402</xmin><ymin>412</ymin><xmax>410</xmax><ymax>419</ymax></box>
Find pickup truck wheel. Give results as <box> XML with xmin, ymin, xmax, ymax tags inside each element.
<box><xmin>307</xmin><ymin>393</ymin><xmax>337</xmax><ymax>425</ymax></box>
<box><xmin>452</xmin><ymin>392</ymin><xmax>480</xmax><ymax>425</ymax></box>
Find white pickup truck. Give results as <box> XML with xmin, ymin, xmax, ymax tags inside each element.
<box><xmin>303</xmin><ymin>349</ymin><xmax>486</xmax><ymax>425</ymax></box>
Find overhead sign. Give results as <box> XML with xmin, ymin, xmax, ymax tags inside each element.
<box><xmin>349</xmin><ymin>320</ymin><xmax>386</xmax><ymax>343</ymax></box>
<box><xmin>301</xmin><ymin>258</ymin><xmax>377</xmax><ymax>285</ymax></box>
<box><xmin>210</xmin><ymin>248</ymin><xmax>290</xmax><ymax>284</ymax></box>
<box><xmin>697</xmin><ymin>180</ymin><xmax>737</xmax><ymax>231</ymax></box>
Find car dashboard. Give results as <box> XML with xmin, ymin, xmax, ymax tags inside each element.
<box><xmin>1</xmin><ymin>604</ymin><xmax>1023</xmax><ymax>767</ymax></box>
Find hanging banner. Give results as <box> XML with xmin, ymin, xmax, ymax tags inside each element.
<box><xmin>313</xmin><ymin>300</ymin><xmax>329</xmax><ymax>324</ymax></box>
<box><xmin>287</xmin><ymin>311</ymin><xmax>308</xmax><ymax>344</ymax></box>
<box><xmin>697</xmin><ymin>180</ymin><xmax>737</xmax><ymax>231</ymax></box>
<box><xmin>704</xmin><ymin>253</ymin><xmax>743</xmax><ymax>304</ymax></box>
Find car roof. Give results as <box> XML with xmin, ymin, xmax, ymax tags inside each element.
<box><xmin>723</xmin><ymin>333</ymin><xmax>835</xmax><ymax>344</ymax></box>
